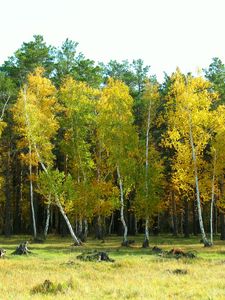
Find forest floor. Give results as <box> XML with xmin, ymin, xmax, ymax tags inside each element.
<box><xmin>0</xmin><ymin>234</ymin><xmax>225</xmax><ymax>299</ymax></box>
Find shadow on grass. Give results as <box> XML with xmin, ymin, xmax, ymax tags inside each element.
<box><xmin>0</xmin><ymin>234</ymin><xmax>223</xmax><ymax>258</ymax></box>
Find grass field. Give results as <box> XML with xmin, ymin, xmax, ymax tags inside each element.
<box><xmin>0</xmin><ymin>234</ymin><xmax>225</xmax><ymax>300</ymax></box>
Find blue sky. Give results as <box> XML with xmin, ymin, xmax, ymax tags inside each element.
<box><xmin>0</xmin><ymin>0</ymin><xmax>224</xmax><ymax>81</ymax></box>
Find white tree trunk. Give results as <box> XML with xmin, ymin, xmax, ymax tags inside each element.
<box><xmin>23</xmin><ymin>88</ymin><xmax>37</xmax><ymax>239</ymax></box>
<box><xmin>145</xmin><ymin>101</ymin><xmax>151</xmax><ymax>192</ymax></box>
<box><xmin>189</xmin><ymin>115</ymin><xmax>209</xmax><ymax>245</ymax></box>
<box><xmin>145</xmin><ymin>218</ymin><xmax>149</xmax><ymax>241</ymax></box>
<box><xmin>35</xmin><ymin>146</ymin><xmax>80</xmax><ymax>245</ymax></box>
<box><xmin>78</xmin><ymin>217</ymin><xmax>83</xmax><ymax>237</ymax></box>
<box><xmin>108</xmin><ymin>213</ymin><xmax>114</xmax><ymax>235</ymax></box>
<box><xmin>29</xmin><ymin>154</ymin><xmax>37</xmax><ymax>239</ymax></box>
<box><xmin>57</xmin><ymin>200</ymin><xmax>81</xmax><ymax>245</ymax></box>
<box><xmin>116</xmin><ymin>165</ymin><xmax>128</xmax><ymax>243</ymax></box>
<box><xmin>84</xmin><ymin>218</ymin><xmax>88</xmax><ymax>241</ymax></box>
<box><xmin>144</xmin><ymin>101</ymin><xmax>151</xmax><ymax>244</ymax></box>
<box><xmin>210</xmin><ymin>150</ymin><xmax>217</xmax><ymax>244</ymax></box>
<box><xmin>0</xmin><ymin>95</ymin><xmax>10</xmax><ymax>121</ymax></box>
<box><xmin>44</xmin><ymin>203</ymin><xmax>50</xmax><ymax>239</ymax></box>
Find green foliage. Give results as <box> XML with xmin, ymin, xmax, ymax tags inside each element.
<box><xmin>59</xmin><ymin>77</ymin><xmax>98</xmax><ymax>180</ymax></box>
<box><xmin>37</xmin><ymin>169</ymin><xmax>64</xmax><ymax>199</ymax></box>
<box><xmin>54</xmin><ymin>39</ymin><xmax>103</xmax><ymax>87</ymax></box>
<box><xmin>204</xmin><ymin>57</ymin><xmax>225</xmax><ymax>105</ymax></box>
<box><xmin>1</xmin><ymin>35</ymin><xmax>225</xmax><ymax>243</ymax></box>
<box><xmin>97</xmin><ymin>78</ymin><xmax>138</xmax><ymax>176</ymax></box>
<box><xmin>1</xmin><ymin>35</ymin><xmax>54</xmax><ymax>86</ymax></box>
<box><xmin>0</xmin><ymin>72</ymin><xmax>16</xmax><ymax>101</ymax></box>
<box><xmin>134</xmin><ymin>146</ymin><xmax>164</xmax><ymax>220</ymax></box>
<box><xmin>37</xmin><ymin>169</ymin><xmax>74</xmax><ymax>206</ymax></box>
<box><xmin>102</xmin><ymin>59</ymin><xmax>150</xmax><ymax>97</ymax></box>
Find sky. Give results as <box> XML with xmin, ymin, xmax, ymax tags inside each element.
<box><xmin>0</xmin><ymin>0</ymin><xmax>224</xmax><ymax>81</ymax></box>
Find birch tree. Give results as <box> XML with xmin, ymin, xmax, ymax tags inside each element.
<box><xmin>13</xmin><ymin>67</ymin><xmax>57</xmax><ymax>238</ymax></box>
<box><xmin>164</xmin><ymin>69</ymin><xmax>217</xmax><ymax>246</ymax></box>
<box><xmin>13</xmin><ymin>68</ymin><xmax>80</xmax><ymax>243</ymax></box>
<box><xmin>59</xmin><ymin>77</ymin><xmax>99</xmax><ymax>239</ymax></box>
<box><xmin>209</xmin><ymin>106</ymin><xmax>225</xmax><ymax>244</ymax></box>
<box><xmin>134</xmin><ymin>81</ymin><xmax>163</xmax><ymax>247</ymax></box>
<box><xmin>97</xmin><ymin>78</ymin><xmax>138</xmax><ymax>245</ymax></box>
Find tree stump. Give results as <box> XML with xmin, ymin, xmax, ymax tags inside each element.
<box><xmin>142</xmin><ymin>239</ymin><xmax>149</xmax><ymax>248</ymax></box>
<box><xmin>0</xmin><ymin>248</ymin><xmax>6</xmax><ymax>258</ymax></box>
<box><xmin>13</xmin><ymin>241</ymin><xmax>31</xmax><ymax>255</ymax></box>
<box><xmin>204</xmin><ymin>241</ymin><xmax>213</xmax><ymax>247</ymax></box>
<box><xmin>168</xmin><ymin>248</ymin><xmax>185</xmax><ymax>256</ymax></box>
<box><xmin>121</xmin><ymin>240</ymin><xmax>135</xmax><ymax>247</ymax></box>
<box><xmin>152</xmin><ymin>246</ymin><xmax>163</xmax><ymax>253</ymax></box>
<box><xmin>167</xmin><ymin>248</ymin><xmax>196</xmax><ymax>258</ymax></box>
<box><xmin>77</xmin><ymin>251</ymin><xmax>114</xmax><ymax>262</ymax></box>
<box><xmin>72</xmin><ymin>239</ymin><xmax>82</xmax><ymax>246</ymax></box>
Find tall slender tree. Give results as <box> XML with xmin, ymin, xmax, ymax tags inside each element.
<box><xmin>97</xmin><ymin>78</ymin><xmax>138</xmax><ymax>245</ymax></box>
<box><xmin>164</xmin><ymin>69</ymin><xmax>218</xmax><ymax>246</ymax></box>
<box><xmin>134</xmin><ymin>81</ymin><xmax>163</xmax><ymax>247</ymax></box>
<box><xmin>12</xmin><ymin>68</ymin><xmax>76</xmax><ymax>240</ymax></box>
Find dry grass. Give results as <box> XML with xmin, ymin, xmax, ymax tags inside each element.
<box><xmin>0</xmin><ymin>235</ymin><xmax>225</xmax><ymax>299</ymax></box>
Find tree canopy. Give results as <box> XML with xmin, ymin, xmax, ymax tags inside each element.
<box><xmin>0</xmin><ymin>35</ymin><xmax>224</xmax><ymax>246</ymax></box>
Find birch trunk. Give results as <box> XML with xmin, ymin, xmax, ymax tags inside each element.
<box><xmin>83</xmin><ymin>219</ymin><xmax>88</xmax><ymax>241</ymax></box>
<box><xmin>143</xmin><ymin>100</ymin><xmax>151</xmax><ymax>245</ymax></box>
<box><xmin>29</xmin><ymin>145</ymin><xmax>37</xmax><ymax>239</ymax></box>
<box><xmin>108</xmin><ymin>213</ymin><xmax>114</xmax><ymax>235</ymax></box>
<box><xmin>142</xmin><ymin>218</ymin><xmax>149</xmax><ymax>248</ymax></box>
<box><xmin>189</xmin><ymin>115</ymin><xmax>209</xmax><ymax>246</ymax></box>
<box><xmin>23</xmin><ymin>88</ymin><xmax>37</xmax><ymax>239</ymax></box>
<box><xmin>35</xmin><ymin>146</ymin><xmax>80</xmax><ymax>245</ymax></box>
<box><xmin>78</xmin><ymin>217</ymin><xmax>83</xmax><ymax>238</ymax></box>
<box><xmin>210</xmin><ymin>150</ymin><xmax>217</xmax><ymax>244</ymax></box>
<box><xmin>145</xmin><ymin>218</ymin><xmax>149</xmax><ymax>240</ymax></box>
<box><xmin>57</xmin><ymin>200</ymin><xmax>80</xmax><ymax>245</ymax></box>
<box><xmin>116</xmin><ymin>165</ymin><xmax>128</xmax><ymax>244</ymax></box>
<box><xmin>44</xmin><ymin>203</ymin><xmax>50</xmax><ymax>239</ymax></box>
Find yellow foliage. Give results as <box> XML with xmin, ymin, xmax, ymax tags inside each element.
<box><xmin>12</xmin><ymin>67</ymin><xmax>59</xmax><ymax>168</ymax></box>
<box><xmin>163</xmin><ymin>69</ymin><xmax>221</xmax><ymax>204</ymax></box>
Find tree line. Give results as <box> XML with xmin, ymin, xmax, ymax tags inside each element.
<box><xmin>0</xmin><ymin>35</ymin><xmax>224</xmax><ymax>246</ymax></box>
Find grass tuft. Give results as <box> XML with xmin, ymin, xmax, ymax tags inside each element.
<box><xmin>31</xmin><ymin>278</ymin><xmax>74</xmax><ymax>295</ymax></box>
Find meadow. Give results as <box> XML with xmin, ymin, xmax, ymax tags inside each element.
<box><xmin>0</xmin><ymin>235</ymin><xmax>225</xmax><ymax>300</ymax></box>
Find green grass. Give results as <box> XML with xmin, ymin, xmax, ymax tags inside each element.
<box><xmin>0</xmin><ymin>234</ymin><xmax>225</xmax><ymax>299</ymax></box>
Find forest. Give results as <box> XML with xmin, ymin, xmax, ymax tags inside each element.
<box><xmin>0</xmin><ymin>34</ymin><xmax>225</xmax><ymax>248</ymax></box>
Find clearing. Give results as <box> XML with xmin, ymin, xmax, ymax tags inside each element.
<box><xmin>0</xmin><ymin>235</ymin><xmax>225</xmax><ymax>300</ymax></box>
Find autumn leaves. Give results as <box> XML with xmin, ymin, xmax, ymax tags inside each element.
<box><xmin>10</xmin><ymin>66</ymin><xmax>225</xmax><ymax>245</ymax></box>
